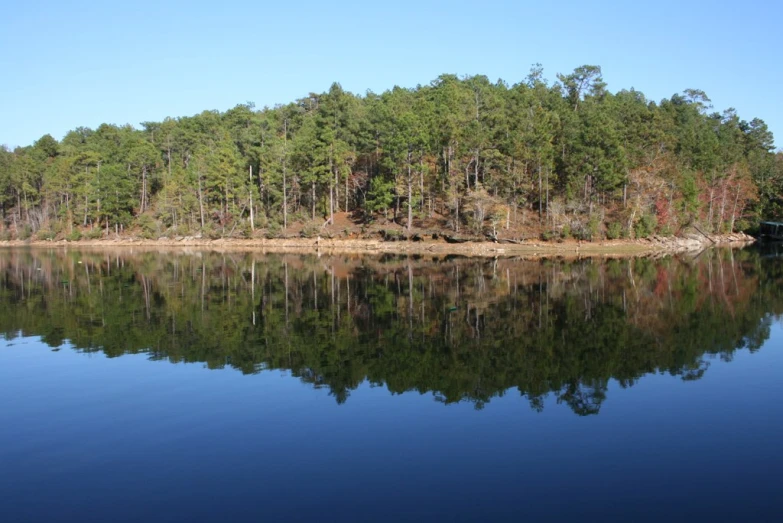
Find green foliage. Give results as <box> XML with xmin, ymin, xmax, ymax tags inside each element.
<box><xmin>202</xmin><ymin>224</ymin><xmax>222</xmax><ymax>240</ymax></box>
<box><xmin>265</xmin><ymin>221</ymin><xmax>282</xmax><ymax>239</ymax></box>
<box><xmin>137</xmin><ymin>214</ymin><xmax>158</xmax><ymax>240</ymax></box>
<box><xmin>66</xmin><ymin>230</ymin><xmax>82</xmax><ymax>242</ymax></box>
<box><xmin>300</xmin><ymin>224</ymin><xmax>320</xmax><ymax>239</ymax></box>
<box><xmin>586</xmin><ymin>215</ymin><xmax>600</xmax><ymax>241</ymax></box>
<box><xmin>0</xmin><ymin>66</ymin><xmax>779</xmax><ymax>240</ymax></box>
<box><xmin>37</xmin><ymin>229</ymin><xmax>56</xmax><ymax>241</ymax></box>
<box><xmin>239</xmin><ymin>222</ymin><xmax>253</xmax><ymax>239</ymax></box>
<box><xmin>18</xmin><ymin>225</ymin><xmax>32</xmax><ymax>241</ymax></box>
<box><xmin>634</xmin><ymin>214</ymin><xmax>657</xmax><ymax>238</ymax></box>
<box><xmin>606</xmin><ymin>221</ymin><xmax>623</xmax><ymax>240</ymax></box>
<box><xmin>173</xmin><ymin>223</ymin><xmax>191</xmax><ymax>237</ymax></box>
<box><xmin>86</xmin><ymin>228</ymin><xmax>104</xmax><ymax>240</ymax></box>
<box><xmin>366</xmin><ymin>176</ymin><xmax>395</xmax><ymax>216</ymax></box>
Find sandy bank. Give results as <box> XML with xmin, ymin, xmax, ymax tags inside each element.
<box><xmin>0</xmin><ymin>232</ymin><xmax>756</xmax><ymax>258</ymax></box>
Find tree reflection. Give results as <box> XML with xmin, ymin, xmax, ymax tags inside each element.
<box><xmin>0</xmin><ymin>247</ymin><xmax>780</xmax><ymax>415</ymax></box>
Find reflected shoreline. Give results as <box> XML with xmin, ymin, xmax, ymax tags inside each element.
<box><xmin>1</xmin><ymin>246</ymin><xmax>780</xmax><ymax>414</ymax></box>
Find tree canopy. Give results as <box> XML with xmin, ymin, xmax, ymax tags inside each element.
<box><xmin>1</xmin><ymin>65</ymin><xmax>780</xmax><ymax>242</ymax></box>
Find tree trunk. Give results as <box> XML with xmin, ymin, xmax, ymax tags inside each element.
<box><xmin>329</xmin><ymin>145</ymin><xmax>335</xmax><ymax>225</ymax></box>
<box><xmin>249</xmin><ymin>166</ymin><xmax>254</xmax><ymax>232</ymax></box>
<box><xmin>475</xmin><ymin>148</ymin><xmax>480</xmax><ymax>187</ymax></box>
<box><xmin>311</xmin><ymin>181</ymin><xmax>316</xmax><ymax>221</ymax></box>
<box><xmin>718</xmin><ymin>179</ymin><xmax>728</xmax><ymax>233</ymax></box>
<box><xmin>66</xmin><ymin>190</ymin><xmax>72</xmax><ymax>234</ymax></box>
<box><xmin>334</xmin><ymin>168</ymin><xmax>339</xmax><ymax>214</ymax></box>
<box><xmin>545</xmin><ymin>167</ymin><xmax>550</xmax><ymax>226</ymax></box>
<box><xmin>96</xmin><ymin>162</ymin><xmax>101</xmax><ymax>219</ymax></box>
<box><xmin>283</xmin><ymin>119</ymin><xmax>288</xmax><ymax>230</ymax></box>
<box><xmin>730</xmin><ymin>183</ymin><xmax>741</xmax><ymax>233</ymax></box>
<box><xmin>407</xmin><ymin>151</ymin><xmax>413</xmax><ymax>233</ymax></box>
<box><xmin>197</xmin><ymin>173</ymin><xmax>205</xmax><ymax>230</ymax></box>
<box><xmin>419</xmin><ymin>156</ymin><xmax>425</xmax><ymax>215</ymax></box>
<box><xmin>455</xmin><ymin>197</ymin><xmax>460</xmax><ymax>233</ymax></box>
<box><xmin>329</xmin><ymin>182</ymin><xmax>334</xmax><ymax>225</ymax></box>
<box><xmin>538</xmin><ymin>160</ymin><xmax>542</xmax><ymax>223</ymax></box>
<box><xmin>15</xmin><ymin>192</ymin><xmax>20</xmax><ymax>231</ymax></box>
<box><xmin>140</xmin><ymin>165</ymin><xmax>147</xmax><ymax>213</ymax></box>
<box><xmin>224</xmin><ymin>175</ymin><xmax>229</xmax><ymax>233</ymax></box>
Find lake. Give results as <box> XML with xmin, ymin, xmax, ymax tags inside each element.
<box><xmin>1</xmin><ymin>247</ymin><xmax>781</xmax><ymax>522</ymax></box>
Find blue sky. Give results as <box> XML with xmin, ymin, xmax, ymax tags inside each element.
<box><xmin>1</xmin><ymin>0</ymin><xmax>780</xmax><ymax>148</ymax></box>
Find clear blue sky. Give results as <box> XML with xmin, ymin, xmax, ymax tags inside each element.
<box><xmin>1</xmin><ymin>0</ymin><xmax>780</xmax><ymax>149</ymax></box>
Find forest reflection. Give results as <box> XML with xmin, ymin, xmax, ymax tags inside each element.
<box><xmin>1</xmin><ymin>247</ymin><xmax>781</xmax><ymax>414</ymax></box>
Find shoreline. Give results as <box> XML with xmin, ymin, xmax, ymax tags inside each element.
<box><xmin>0</xmin><ymin>233</ymin><xmax>757</xmax><ymax>258</ymax></box>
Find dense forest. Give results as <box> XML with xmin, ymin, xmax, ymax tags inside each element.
<box><xmin>1</xmin><ymin>65</ymin><xmax>781</xmax><ymax>242</ymax></box>
<box><xmin>2</xmin><ymin>248</ymin><xmax>780</xmax><ymax>414</ymax></box>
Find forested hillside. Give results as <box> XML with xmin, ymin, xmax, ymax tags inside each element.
<box><xmin>1</xmin><ymin>65</ymin><xmax>781</xmax><ymax>242</ymax></box>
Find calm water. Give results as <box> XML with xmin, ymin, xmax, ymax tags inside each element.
<box><xmin>1</xmin><ymin>247</ymin><xmax>782</xmax><ymax>522</ymax></box>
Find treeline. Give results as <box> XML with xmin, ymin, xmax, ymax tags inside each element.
<box><xmin>1</xmin><ymin>65</ymin><xmax>782</xmax><ymax>241</ymax></box>
<box><xmin>1</xmin><ymin>249</ymin><xmax>780</xmax><ymax>413</ymax></box>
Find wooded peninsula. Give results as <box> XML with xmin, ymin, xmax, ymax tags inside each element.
<box><xmin>1</xmin><ymin>65</ymin><xmax>781</xmax><ymax>244</ymax></box>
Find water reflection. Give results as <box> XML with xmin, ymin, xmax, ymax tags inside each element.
<box><xmin>1</xmin><ymin>247</ymin><xmax>780</xmax><ymax>414</ymax></box>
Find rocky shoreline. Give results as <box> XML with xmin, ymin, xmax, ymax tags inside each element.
<box><xmin>0</xmin><ymin>232</ymin><xmax>757</xmax><ymax>258</ymax></box>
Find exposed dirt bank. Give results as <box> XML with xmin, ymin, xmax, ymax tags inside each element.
<box><xmin>0</xmin><ymin>232</ymin><xmax>756</xmax><ymax>258</ymax></box>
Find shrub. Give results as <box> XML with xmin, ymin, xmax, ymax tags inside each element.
<box><xmin>137</xmin><ymin>214</ymin><xmax>158</xmax><ymax>239</ymax></box>
<box><xmin>381</xmin><ymin>229</ymin><xmax>404</xmax><ymax>242</ymax></box>
<box><xmin>634</xmin><ymin>214</ymin><xmax>657</xmax><ymax>239</ymax></box>
<box><xmin>239</xmin><ymin>223</ymin><xmax>253</xmax><ymax>239</ymax></box>
<box><xmin>0</xmin><ymin>230</ymin><xmax>11</xmax><ymax>241</ymax></box>
<box><xmin>606</xmin><ymin>222</ymin><xmax>623</xmax><ymax>240</ymax></box>
<box><xmin>202</xmin><ymin>224</ymin><xmax>222</xmax><ymax>240</ymax></box>
<box><xmin>18</xmin><ymin>225</ymin><xmax>32</xmax><ymax>240</ymax></box>
<box><xmin>66</xmin><ymin>230</ymin><xmax>82</xmax><ymax>242</ymax></box>
<box><xmin>265</xmin><ymin>221</ymin><xmax>282</xmax><ymax>239</ymax></box>
<box><xmin>561</xmin><ymin>224</ymin><xmax>571</xmax><ymax>239</ymax></box>
<box><xmin>300</xmin><ymin>224</ymin><xmax>320</xmax><ymax>239</ymax></box>
<box><xmin>735</xmin><ymin>219</ymin><xmax>752</xmax><ymax>232</ymax></box>
<box><xmin>37</xmin><ymin>229</ymin><xmax>56</xmax><ymax>241</ymax></box>
<box><xmin>86</xmin><ymin>228</ymin><xmax>104</xmax><ymax>240</ymax></box>
<box><xmin>586</xmin><ymin>216</ymin><xmax>600</xmax><ymax>241</ymax></box>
